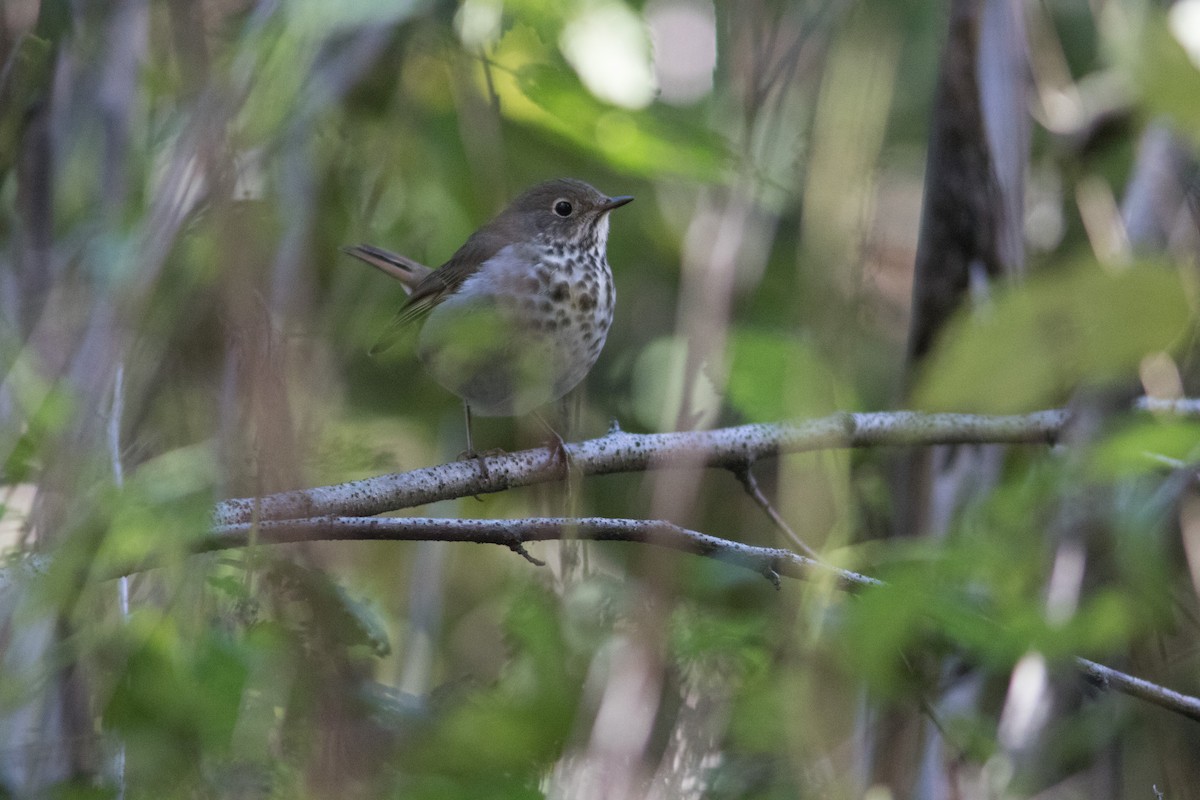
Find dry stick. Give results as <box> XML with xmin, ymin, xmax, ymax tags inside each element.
<box><xmin>201</xmin><ymin>515</ymin><xmax>1200</xmax><ymax>723</ymax></box>
<box><xmin>214</xmin><ymin>410</ymin><xmax>1069</xmax><ymax>525</ymax></box>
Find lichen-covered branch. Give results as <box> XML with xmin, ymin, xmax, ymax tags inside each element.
<box><xmin>214</xmin><ymin>410</ymin><xmax>1069</xmax><ymax>525</ymax></box>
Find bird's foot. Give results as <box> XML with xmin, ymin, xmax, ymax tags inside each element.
<box><xmin>458</xmin><ymin>447</ymin><xmax>505</xmax><ymax>492</ymax></box>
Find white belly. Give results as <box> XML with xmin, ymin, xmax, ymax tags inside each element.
<box><xmin>417</xmin><ymin>243</ymin><xmax>614</xmax><ymax>416</ymax></box>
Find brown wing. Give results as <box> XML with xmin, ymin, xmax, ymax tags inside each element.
<box><xmin>368</xmin><ymin>224</ymin><xmax>514</xmax><ymax>356</ymax></box>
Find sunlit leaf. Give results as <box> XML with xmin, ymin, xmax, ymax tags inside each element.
<box><xmin>914</xmin><ymin>263</ymin><xmax>1192</xmax><ymax>412</ymax></box>
<box><xmin>489</xmin><ymin>25</ymin><xmax>728</xmax><ymax>181</ymax></box>
<box><xmin>516</xmin><ymin>64</ymin><xmax>729</xmax><ymax>180</ymax></box>
<box><xmin>1130</xmin><ymin>15</ymin><xmax>1200</xmax><ymax>147</ymax></box>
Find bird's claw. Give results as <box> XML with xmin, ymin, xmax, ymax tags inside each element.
<box><xmin>458</xmin><ymin>447</ymin><xmax>505</xmax><ymax>496</ymax></box>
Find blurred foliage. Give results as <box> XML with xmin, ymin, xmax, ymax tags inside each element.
<box><xmin>0</xmin><ymin>0</ymin><xmax>1198</xmax><ymax>797</ymax></box>
<box><xmin>914</xmin><ymin>262</ymin><xmax>1193</xmax><ymax>413</ymax></box>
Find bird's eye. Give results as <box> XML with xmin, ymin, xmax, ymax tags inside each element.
<box><xmin>553</xmin><ymin>199</ymin><xmax>573</xmax><ymax>217</ymax></box>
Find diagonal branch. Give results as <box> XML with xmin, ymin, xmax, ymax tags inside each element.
<box><xmin>214</xmin><ymin>410</ymin><xmax>1069</xmax><ymax>525</ymax></box>
<box><xmin>1075</xmin><ymin>657</ymin><xmax>1200</xmax><ymax>721</ymax></box>
<box><xmin>731</xmin><ymin>464</ymin><xmax>820</xmax><ymax>559</ymax></box>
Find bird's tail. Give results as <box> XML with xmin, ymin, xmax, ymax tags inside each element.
<box><xmin>340</xmin><ymin>244</ymin><xmax>432</xmax><ymax>294</ymax></box>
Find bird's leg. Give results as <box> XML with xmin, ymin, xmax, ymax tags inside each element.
<box><xmin>460</xmin><ymin>401</ymin><xmax>491</xmax><ymax>482</ymax></box>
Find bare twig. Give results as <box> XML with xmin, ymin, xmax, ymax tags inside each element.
<box><xmin>731</xmin><ymin>464</ymin><xmax>820</xmax><ymax>559</ymax></box>
<box><xmin>1075</xmin><ymin>657</ymin><xmax>1200</xmax><ymax>722</ymax></box>
<box><xmin>214</xmin><ymin>410</ymin><xmax>1069</xmax><ymax>525</ymax></box>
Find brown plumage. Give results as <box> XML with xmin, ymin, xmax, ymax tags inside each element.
<box><xmin>342</xmin><ymin>178</ymin><xmax>632</xmax><ymax>425</ymax></box>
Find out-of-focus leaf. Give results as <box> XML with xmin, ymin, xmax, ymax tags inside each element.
<box><xmin>401</xmin><ymin>586</ymin><xmax>577</xmax><ymax>777</ymax></box>
<box><xmin>105</xmin><ymin>615</ymin><xmax>248</xmax><ymax>750</ymax></box>
<box><xmin>839</xmin><ymin>565</ymin><xmax>940</xmax><ymax>695</ymax></box>
<box><xmin>266</xmin><ymin>560</ymin><xmax>392</xmax><ymax>657</ymax></box>
<box><xmin>398</xmin><ymin>774</ymin><xmax>544</xmax><ymax>800</ymax></box>
<box><xmin>238</xmin><ymin>25</ymin><xmax>311</xmax><ymax>142</ymax></box>
<box><xmin>488</xmin><ymin>25</ymin><xmax>729</xmax><ymax>181</ymax></box>
<box><xmin>501</xmin><ymin>584</ymin><xmax>575</xmax><ymax>707</ymax></box>
<box><xmin>560</xmin><ymin>1</ymin><xmax>656</xmax><ymax>109</ymax></box>
<box><xmin>629</xmin><ymin>335</ymin><xmax>721</xmax><ymax>431</ymax></box>
<box><xmin>725</xmin><ymin>670</ymin><xmax>792</xmax><ymax>755</ymax></box>
<box><xmin>1090</xmin><ymin>418</ymin><xmax>1200</xmax><ymax>478</ymax></box>
<box><xmin>1130</xmin><ymin>15</ymin><xmax>1200</xmax><ymax>148</ymax></box>
<box><xmin>1</xmin><ymin>388</ymin><xmax>74</xmax><ymax>484</ymax></box>
<box><xmin>727</xmin><ymin>330</ymin><xmax>853</xmax><ymax>422</ymax></box>
<box><xmin>127</xmin><ymin>443</ymin><xmax>218</xmax><ymax>505</ymax></box>
<box><xmin>914</xmin><ymin>263</ymin><xmax>1191</xmax><ymax>413</ymax></box>
<box><xmin>560</xmin><ymin>574</ymin><xmax>625</xmax><ymax>655</ymax></box>
<box><xmin>670</xmin><ymin>603</ymin><xmax>770</xmax><ymax>677</ymax></box>
<box><xmin>95</xmin><ymin>445</ymin><xmax>217</xmax><ymax>572</ymax></box>
<box><xmin>517</xmin><ymin>64</ymin><xmax>729</xmax><ymax>181</ymax></box>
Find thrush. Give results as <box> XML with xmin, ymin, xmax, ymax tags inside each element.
<box><xmin>343</xmin><ymin>178</ymin><xmax>632</xmax><ymax>463</ymax></box>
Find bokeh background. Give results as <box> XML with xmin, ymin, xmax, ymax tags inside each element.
<box><xmin>1</xmin><ymin>0</ymin><xmax>1200</xmax><ymax>797</ymax></box>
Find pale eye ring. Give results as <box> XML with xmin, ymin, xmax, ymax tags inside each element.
<box><xmin>553</xmin><ymin>199</ymin><xmax>573</xmax><ymax>217</ymax></box>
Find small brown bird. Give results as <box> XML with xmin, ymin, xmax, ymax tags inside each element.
<box><xmin>343</xmin><ymin>178</ymin><xmax>632</xmax><ymax>461</ymax></box>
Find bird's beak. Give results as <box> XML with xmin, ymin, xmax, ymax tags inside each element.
<box><xmin>602</xmin><ymin>195</ymin><xmax>634</xmax><ymax>211</ymax></box>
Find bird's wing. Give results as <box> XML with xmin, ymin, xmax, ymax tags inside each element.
<box><xmin>341</xmin><ymin>244</ymin><xmax>432</xmax><ymax>292</ymax></box>
<box><xmin>367</xmin><ymin>226</ymin><xmax>511</xmax><ymax>356</ymax></box>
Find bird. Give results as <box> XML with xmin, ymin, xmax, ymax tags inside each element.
<box><xmin>343</xmin><ymin>178</ymin><xmax>633</xmax><ymax>470</ymax></box>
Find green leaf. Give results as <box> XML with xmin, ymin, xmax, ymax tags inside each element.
<box><xmin>516</xmin><ymin>64</ymin><xmax>729</xmax><ymax>181</ymax></box>
<box><xmin>727</xmin><ymin>331</ymin><xmax>852</xmax><ymax>422</ymax></box>
<box><xmin>1090</xmin><ymin>418</ymin><xmax>1200</xmax><ymax>478</ymax></box>
<box><xmin>487</xmin><ymin>25</ymin><xmax>729</xmax><ymax>181</ymax></box>
<box><xmin>629</xmin><ymin>335</ymin><xmax>722</xmax><ymax>431</ymax></box>
<box><xmin>105</xmin><ymin>616</ymin><xmax>248</xmax><ymax>749</ymax></box>
<box><xmin>402</xmin><ymin>586</ymin><xmax>578</xmax><ymax>777</ymax></box>
<box><xmin>1130</xmin><ymin>15</ymin><xmax>1200</xmax><ymax>147</ymax></box>
<box><xmin>914</xmin><ymin>263</ymin><xmax>1192</xmax><ymax>413</ymax></box>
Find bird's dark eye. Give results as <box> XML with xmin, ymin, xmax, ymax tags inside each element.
<box><xmin>553</xmin><ymin>199</ymin><xmax>573</xmax><ymax>217</ymax></box>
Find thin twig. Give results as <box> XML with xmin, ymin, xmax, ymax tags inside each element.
<box><xmin>731</xmin><ymin>464</ymin><xmax>820</xmax><ymax>559</ymax></box>
<box><xmin>1075</xmin><ymin>657</ymin><xmax>1200</xmax><ymax>722</ymax></box>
